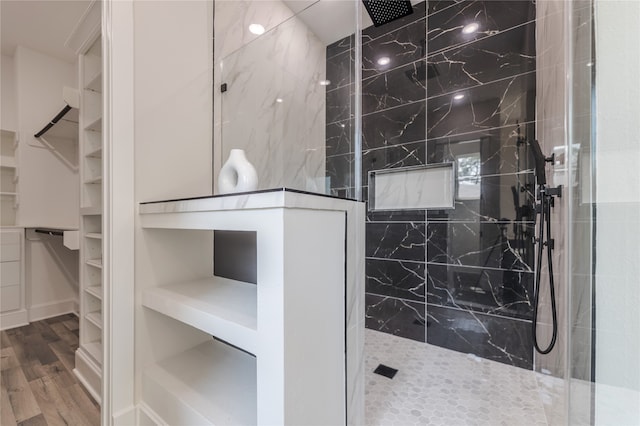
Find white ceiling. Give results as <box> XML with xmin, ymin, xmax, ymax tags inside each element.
<box><xmin>1</xmin><ymin>0</ymin><xmax>91</xmax><ymax>63</ymax></box>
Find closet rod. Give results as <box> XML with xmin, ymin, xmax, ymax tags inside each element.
<box><xmin>34</xmin><ymin>229</ymin><xmax>64</xmax><ymax>237</ymax></box>
<box><xmin>34</xmin><ymin>104</ymin><xmax>73</xmax><ymax>138</ymax></box>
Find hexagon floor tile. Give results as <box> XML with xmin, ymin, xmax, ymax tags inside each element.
<box><xmin>364</xmin><ymin>329</ymin><xmax>564</xmax><ymax>426</ymax></box>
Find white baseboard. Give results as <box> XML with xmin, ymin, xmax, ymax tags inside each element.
<box><xmin>113</xmin><ymin>406</ymin><xmax>137</xmax><ymax>426</ymax></box>
<box><xmin>138</xmin><ymin>403</ymin><xmax>165</xmax><ymax>426</ymax></box>
<box><xmin>74</xmin><ymin>349</ymin><xmax>102</xmax><ymax>405</ymax></box>
<box><xmin>28</xmin><ymin>298</ymin><xmax>76</xmax><ymax>322</ymax></box>
<box><xmin>0</xmin><ymin>309</ymin><xmax>29</xmax><ymax>331</ymax></box>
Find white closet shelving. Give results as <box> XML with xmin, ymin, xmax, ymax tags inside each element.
<box><xmin>74</xmin><ymin>35</ymin><xmax>103</xmax><ymax>404</ymax></box>
<box><xmin>1</xmin><ymin>130</ymin><xmax>19</xmax><ymax>225</ymax></box>
<box><xmin>138</xmin><ymin>189</ymin><xmax>358</xmax><ymax>425</ymax></box>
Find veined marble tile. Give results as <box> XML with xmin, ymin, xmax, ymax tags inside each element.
<box><xmin>362</xmin><ymin>141</ymin><xmax>427</xmax><ymax>185</ymax></box>
<box><xmin>366</xmin><ymin>258</ymin><xmax>426</xmax><ymax>302</ymax></box>
<box><xmin>365</xmin><ymin>294</ymin><xmax>426</xmax><ymax>342</ymax></box>
<box><xmin>362</xmin><ymin>102</ymin><xmax>426</xmax><ymax>151</ymax></box>
<box><xmin>427</xmin><ymin>22</ymin><xmax>536</xmax><ymax>98</ymax></box>
<box><xmin>426</xmin><ymin>263</ymin><xmax>534</xmax><ymax>320</ymax></box>
<box><xmin>426</xmin><ymin>305</ymin><xmax>534</xmax><ymax>369</ymax></box>
<box><xmin>428</xmin><ymin>0</ymin><xmax>535</xmax><ymax>56</ymax></box>
<box><xmin>427</xmin><ymin>71</ymin><xmax>536</xmax><ymax>139</ymax></box>
<box><xmin>426</xmin><ymin>122</ymin><xmax>537</xmax><ymax>178</ymax></box>
<box><xmin>362</xmin><ymin>18</ymin><xmax>426</xmax><ymax>80</ymax></box>
<box><xmin>215</xmin><ymin>0</ymin><xmax>296</xmax><ymax>60</ymax></box>
<box><xmin>366</xmin><ymin>222</ymin><xmax>426</xmax><ymax>262</ymax></box>
<box><xmin>220</xmin><ymin>12</ymin><xmax>327</xmax><ymax>192</ymax></box>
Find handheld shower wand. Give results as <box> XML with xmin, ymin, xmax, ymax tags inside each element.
<box><xmin>528</xmin><ymin>140</ymin><xmax>562</xmax><ymax>355</ymax></box>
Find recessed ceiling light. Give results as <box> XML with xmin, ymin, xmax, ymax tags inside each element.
<box><xmin>319</xmin><ymin>80</ymin><xmax>331</xmax><ymax>86</ymax></box>
<box><xmin>377</xmin><ymin>56</ymin><xmax>391</xmax><ymax>66</ymax></box>
<box><xmin>453</xmin><ymin>93</ymin><xmax>465</xmax><ymax>100</ymax></box>
<box><xmin>249</xmin><ymin>24</ymin><xmax>265</xmax><ymax>35</ymax></box>
<box><xmin>462</xmin><ymin>22</ymin><xmax>479</xmax><ymax>35</ymax></box>
<box><xmin>586</xmin><ymin>62</ymin><xmax>594</xmax><ymax>67</ymax></box>
<box><xmin>276</xmin><ymin>98</ymin><xmax>283</xmax><ymax>103</ymax></box>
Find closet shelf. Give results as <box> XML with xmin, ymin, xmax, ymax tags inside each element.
<box><xmin>142</xmin><ymin>277</ymin><xmax>257</xmax><ymax>355</ymax></box>
<box><xmin>84</xmin><ymin>341</ymin><xmax>103</xmax><ymax>364</ymax></box>
<box><xmin>86</xmin><ymin>285</ymin><xmax>102</xmax><ymax>300</ymax></box>
<box><xmin>85</xmin><ymin>147</ymin><xmax>102</xmax><ymax>158</ymax></box>
<box><xmin>1</xmin><ymin>155</ymin><xmax>16</xmax><ymax>168</ymax></box>
<box><xmin>84</xmin><ymin>117</ymin><xmax>102</xmax><ymax>132</ymax></box>
<box><xmin>86</xmin><ymin>312</ymin><xmax>103</xmax><ymax>329</ymax></box>
<box><xmin>85</xmin><ymin>233</ymin><xmax>102</xmax><ymax>240</ymax></box>
<box><xmin>85</xmin><ymin>71</ymin><xmax>102</xmax><ymax>93</ymax></box>
<box><xmin>86</xmin><ymin>259</ymin><xmax>102</xmax><ymax>269</ymax></box>
<box><xmin>142</xmin><ymin>340</ymin><xmax>256</xmax><ymax>426</ymax></box>
<box><xmin>84</xmin><ymin>177</ymin><xmax>103</xmax><ymax>184</ymax></box>
<box><xmin>80</xmin><ymin>206</ymin><xmax>102</xmax><ymax>216</ymax></box>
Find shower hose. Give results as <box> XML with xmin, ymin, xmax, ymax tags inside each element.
<box><xmin>532</xmin><ymin>188</ymin><xmax>558</xmax><ymax>355</ymax></box>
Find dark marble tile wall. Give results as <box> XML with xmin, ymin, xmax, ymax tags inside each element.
<box><xmin>326</xmin><ymin>35</ymin><xmax>356</xmax><ymax>198</ymax></box>
<box><xmin>326</xmin><ymin>0</ymin><xmax>537</xmax><ymax>369</ymax></box>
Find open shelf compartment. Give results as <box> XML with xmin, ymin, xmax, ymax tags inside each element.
<box><xmin>142</xmin><ymin>277</ymin><xmax>257</xmax><ymax>355</ymax></box>
<box><xmin>142</xmin><ymin>339</ymin><xmax>257</xmax><ymax>426</ymax></box>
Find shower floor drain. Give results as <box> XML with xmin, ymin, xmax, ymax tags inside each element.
<box><xmin>373</xmin><ymin>364</ymin><xmax>398</xmax><ymax>379</ymax></box>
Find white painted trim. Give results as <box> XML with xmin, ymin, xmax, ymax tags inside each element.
<box><xmin>112</xmin><ymin>405</ymin><xmax>137</xmax><ymax>426</ymax></box>
<box><xmin>103</xmin><ymin>1</ymin><xmax>136</xmax><ymax>425</ymax></box>
<box><xmin>65</xmin><ymin>0</ymin><xmax>102</xmax><ymax>55</ymax></box>
<box><xmin>0</xmin><ymin>309</ymin><xmax>29</xmax><ymax>331</ymax></box>
<box><xmin>138</xmin><ymin>402</ymin><xmax>167</xmax><ymax>426</ymax></box>
<box><xmin>74</xmin><ymin>348</ymin><xmax>103</xmax><ymax>404</ymax></box>
<box><xmin>28</xmin><ymin>299</ymin><xmax>76</xmax><ymax>322</ymax></box>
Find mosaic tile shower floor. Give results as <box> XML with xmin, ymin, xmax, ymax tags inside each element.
<box><xmin>365</xmin><ymin>329</ymin><xmax>563</xmax><ymax>426</ymax></box>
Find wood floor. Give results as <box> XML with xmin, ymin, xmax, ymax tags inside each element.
<box><xmin>1</xmin><ymin>314</ymin><xmax>100</xmax><ymax>426</ymax></box>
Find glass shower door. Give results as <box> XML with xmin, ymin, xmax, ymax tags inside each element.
<box><xmin>567</xmin><ymin>0</ymin><xmax>640</xmax><ymax>424</ymax></box>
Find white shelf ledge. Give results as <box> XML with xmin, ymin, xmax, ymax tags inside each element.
<box><xmin>80</xmin><ymin>206</ymin><xmax>101</xmax><ymax>216</ymax></box>
<box><xmin>84</xmin><ymin>341</ymin><xmax>103</xmax><ymax>365</ymax></box>
<box><xmin>86</xmin><ymin>312</ymin><xmax>102</xmax><ymax>329</ymax></box>
<box><xmin>86</xmin><ymin>285</ymin><xmax>102</xmax><ymax>300</ymax></box>
<box><xmin>142</xmin><ymin>340</ymin><xmax>256</xmax><ymax>426</ymax></box>
<box><xmin>85</xmin><ymin>147</ymin><xmax>102</xmax><ymax>158</ymax></box>
<box><xmin>143</xmin><ymin>277</ymin><xmax>257</xmax><ymax>355</ymax></box>
<box><xmin>85</xmin><ymin>233</ymin><xmax>102</xmax><ymax>240</ymax></box>
<box><xmin>84</xmin><ymin>176</ymin><xmax>102</xmax><ymax>184</ymax></box>
<box><xmin>86</xmin><ymin>258</ymin><xmax>102</xmax><ymax>269</ymax></box>
<box><xmin>84</xmin><ymin>117</ymin><xmax>102</xmax><ymax>132</ymax></box>
<box><xmin>85</xmin><ymin>71</ymin><xmax>102</xmax><ymax>93</ymax></box>
<box><xmin>1</xmin><ymin>155</ymin><xmax>16</xmax><ymax>168</ymax></box>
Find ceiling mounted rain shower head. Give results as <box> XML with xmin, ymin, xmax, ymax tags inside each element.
<box><xmin>362</xmin><ymin>0</ymin><xmax>414</xmax><ymax>27</ymax></box>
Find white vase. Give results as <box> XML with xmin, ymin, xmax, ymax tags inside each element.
<box><xmin>218</xmin><ymin>149</ymin><xmax>259</xmax><ymax>194</ymax></box>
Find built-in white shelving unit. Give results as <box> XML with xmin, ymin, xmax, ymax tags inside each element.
<box><xmin>1</xmin><ymin>130</ymin><xmax>19</xmax><ymax>225</ymax></box>
<box><xmin>0</xmin><ymin>228</ymin><xmax>25</xmax><ymax>327</ymax></box>
<box><xmin>138</xmin><ymin>189</ymin><xmax>364</xmax><ymax>425</ymax></box>
<box><xmin>74</xmin><ymin>34</ymin><xmax>104</xmax><ymax>404</ymax></box>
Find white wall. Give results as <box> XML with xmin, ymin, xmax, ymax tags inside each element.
<box><xmin>12</xmin><ymin>47</ymin><xmax>80</xmax><ymax>319</ymax></box>
<box><xmin>133</xmin><ymin>0</ymin><xmax>214</xmax><ymax>403</ymax></box>
<box><xmin>214</xmin><ymin>0</ymin><xmax>326</xmax><ymax>193</ymax></box>
<box><xmin>24</xmin><ymin>230</ymin><xmax>78</xmax><ymax>320</ymax></box>
<box><xmin>133</xmin><ymin>0</ymin><xmax>213</xmax><ymax>202</ymax></box>
<box><xmin>594</xmin><ymin>1</ymin><xmax>640</xmax><ymax>424</ymax></box>
<box><xmin>1</xmin><ymin>54</ymin><xmax>17</xmax><ymax>131</ymax></box>
<box><xmin>14</xmin><ymin>46</ymin><xmax>79</xmax><ymax>228</ymax></box>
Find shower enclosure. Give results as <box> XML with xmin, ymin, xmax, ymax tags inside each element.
<box><xmin>212</xmin><ymin>0</ymin><xmax>640</xmax><ymax>424</ymax></box>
